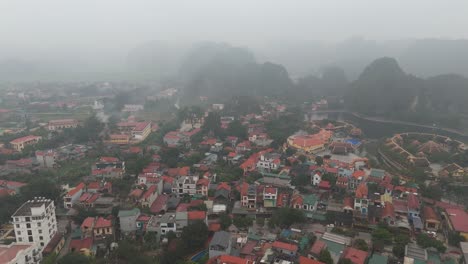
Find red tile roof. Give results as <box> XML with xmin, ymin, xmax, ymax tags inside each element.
<box><xmin>67</xmin><ymin>182</ymin><xmax>85</xmax><ymax>196</ymax></box>
<box><xmin>197</xmin><ymin>178</ymin><xmax>209</xmax><ymax>187</ymax></box>
<box><xmin>94</xmin><ymin>217</ymin><xmax>112</xmax><ymax>228</ymax></box>
<box><xmin>341</xmin><ymin>247</ymin><xmax>368</xmax><ymax>264</ymax></box>
<box><xmin>382</xmin><ymin>203</ymin><xmax>395</xmax><ymax>219</ymax></box>
<box><xmin>310</xmin><ymin>240</ymin><xmax>327</xmax><ymax>255</ymax></box>
<box><xmin>343</xmin><ymin>197</ymin><xmax>354</xmax><ymax>208</ymax></box>
<box><xmin>150</xmin><ymin>194</ymin><xmax>168</xmax><ymax>214</ymax></box>
<box><xmin>209</xmin><ymin>223</ymin><xmax>221</xmax><ymax>232</ymax></box>
<box><xmin>299</xmin><ymin>256</ymin><xmax>325</xmax><ymax>264</ymax></box>
<box><xmin>407</xmin><ymin>193</ymin><xmax>419</xmax><ymax>210</ymax></box>
<box><xmin>355</xmin><ymin>183</ymin><xmax>368</xmax><ymax>198</ymax></box>
<box><xmin>187</xmin><ymin>211</ymin><xmax>206</xmax><ymax>220</ymax></box>
<box><xmin>10</xmin><ymin>135</ymin><xmax>41</xmax><ymax>144</ymax></box>
<box><xmin>217</xmin><ymin>255</ymin><xmax>251</xmax><ymax>264</ymax></box>
<box><xmin>99</xmin><ymin>156</ymin><xmax>119</xmax><ymax>162</ymax></box>
<box><xmin>352</xmin><ymin>170</ymin><xmax>365</xmax><ymax>179</ymax></box>
<box><xmin>272</xmin><ymin>241</ymin><xmax>298</xmax><ymax>252</ymax></box>
<box><xmin>133</xmin><ymin>122</ymin><xmax>150</xmax><ymax>132</ymax></box>
<box><xmin>423</xmin><ymin>206</ymin><xmax>439</xmax><ymax>221</ymax></box>
<box><xmin>129</xmin><ymin>188</ymin><xmax>144</xmax><ymax>198</ymax></box>
<box><xmin>446</xmin><ymin>208</ymin><xmax>468</xmax><ymax>232</ymax></box>
<box><xmin>318</xmin><ymin>180</ymin><xmax>331</xmax><ymax>190</ymax></box>
<box><xmin>81</xmin><ymin>217</ymin><xmax>95</xmax><ymax>229</ymax></box>
<box><xmin>69</xmin><ymin>237</ymin><xmax>93</xmax><ymax>251</ymax></box>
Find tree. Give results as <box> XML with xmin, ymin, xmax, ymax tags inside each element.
<box><xmin>58</xmin><ymin>253</ymin><xmax>92</xmax><ymax>264</ymax></box>
<box><xmin>256</xmin><ymin>217</ymin><xmax>265</xmax><ymax>226</ymax></box>
<box><xmin>371</xmin><ymin>227</ymin><xmax>393</xmax><ymax>245</ymax></box>
<box><xmin>353</xmin><ymin>239</ymin><xmax>369</xmax><ymax>251</ymax></box>
<box><xmin>319</xmin><ymin>249</ymin><xmax>334</xmax><ymax>264</ymax></box>
<box><xmin>338</xmin><ymin>259</ymin><xmax>354</xmax><ymax>264</ymax></box>
<box><xmin>225</xmin><ymin>120</ymin><xmax>247</xmax><ymax>139</ymax></box>
<box><xmin>233</xmin><ymin>216</ymin><xmax>254</xmax><ymax>229</ymax></box>
<box><xmin>180</xmin><ymin>220</ymin><xmax>209</xmax><ymax>253</ymax></box>
<box><xmin>416</xmin><ymin>233</ymin><xmax>446</xmax><ymax>253</ymax></box>
<box><xmin>202</xmin><ymin>112</ymin><xmax>222</xmax><ymax>137</ymax></box>
<box><xmin>269</xmin><ymin>208</ymin><xmax>306</xmax><ymax>228</ymax></box>
<box><xmin>219</xmin><ymin>213</ymin><xmax>232</xmax><ymax>230</ymax></box>
<box><xmin>315</xmin><ymin>156</ymin><xmax>324</xmax><ymax>166</ymax></box>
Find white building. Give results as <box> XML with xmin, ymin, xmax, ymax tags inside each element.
<box><xmin>122</xmin><ymin>104</ymin><xmax>144</xmax><ymax>112</ymax></box>
<box><xmin>0</xmin><ymin>242</ymin><xmax>41</xmax><ymax>264</ymax></box>
<box><xmin>312</xmin><ymin>172</ymin><xmax>322</xmax><ymax>186</ymax></box>
<box><xmin>256</xmin><ymin>153</ymin><xmax>281</xmax><ymax>171</ymax></box>
<box><xmin>172</xmin><ymin>175</ymin><xmax>199</xmax><ymax>196</ymax></box>
<box><xmin>12</xmin><ymin>198</ymin><xmax>58</xmax><ymax>251</ymax></box>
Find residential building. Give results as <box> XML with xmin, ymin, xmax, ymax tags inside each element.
<box><xmin>10</xmin><ymin>135</ymin><xmax>42</xmax><ymax>151</ymax></box>
<box><xmin>109</xmin><ymin>134</ymin><xmax>130</xmax><ymax>145</ymax></box>
<box><xmin>0</xmin><ymin>242</ymin><xmax>41</xmax><ymax>264</ymax></box>
<box><xmin>240</xmin><ymin>182</ymin><xmax>257</xmax><ymax>209</ymax></box>
<box><xmin>341</xmin><ymin>247</ymin><xmax>368</xmax><ymax>264</ymax></box>
<box><xmin>445</xmin><ymin>208</ymin><xmax>468</xmax><ymax>240</ymax></box>
<box><xmin>422</xmin><ymin>206</ymin><xmax>440</xmax><ymax>231</ymax></box>
<box><xmin>35</xmin><ymin>150</ymin><xmax>57</xmax><ymax>168</ymax></box>
<box><xmin>256</xmin><ymin>152</ymin><xmax>281</xmax><ymax>171</ymax></box>
<box><xmin>42</xmin><ymin>233</ymin><xmax>65</xmax><ymax>257</ymax></box>
<box><xmin>118</xmin><ymin>208</ymin><xmax>140</xmax><ymax>234</ymax></box>
<box><xmin>407</xmin><ymin>193</ymin><xmax>420</xmax><ymax>219</ymax></box>
<box><xmin>286</xmin><ymin>130</ymin><xmax>332</xmax><ymax>153</ymax></box>
<box><xmin>47</xmin><ymin>119</ymin><xmax>78</xmax><ymax>131</ymax></box>
<box><xmin>93</xmin><ymin>217</ymin><xmax>113</xmax><ymax>240</ymax></box>
<box><xmin>140</xmin><ymin>185</ymin><xmax>158</xmax><ymax>207</ymax></box>
<box><xmin>312</xmin><ymin>171</ymin><xmax>322</xmax><ymax>186</ymax></box>
<box><xmin>122</xmin><ymin>104</ymin><xmax>144</xmax><ymax>112</ymax></box>
<box><xmin>354</xmin><ymin>183</ymin><xmax>369</xmax><ymax>215</ymax></box>
<box><xmin>263</xmin><ymin>186</ymin><xmax>278</xmax><ymax>208</ymax></box>
<box><xmin>131</xmin><ymin>122</ymin><xmax>151</xmax><ymax>141</ymax></box>
<box><xmin>172</xmin><ymin>175</ymin><xmax>199</xmax><ymax>196</ymax></box>
<box><xmin>209</xmin><ymin>231</ymin><xmax>232</xmax><ymax>258</ymax></box>
<box><xmin>12</xmin><ymin>197</ymin><xmax>57</xmax><ymax>250</ymax></box>
<box><xmin>272</xmin><ymin>241</ymin><xmax>298</xmax><ymax>256</ymax></box>
<box><xmin>64</xmin><ymin>182</ymin><xmax>85</xmax><ymax>209</ymax></box>
<box><xmin>196</xmin><ymin>178</ymin><xmax>210</xmax><ymax>196</ymax></box>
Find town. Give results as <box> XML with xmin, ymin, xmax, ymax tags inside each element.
<box><xmin>0</xmin><ymin>83</ymin><xmax>467</xmax><ymax>264</ymax></box>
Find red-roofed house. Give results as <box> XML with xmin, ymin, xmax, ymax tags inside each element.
<box><xmin>215</xmin><ymin>255</ymin><xmax>252</xmax><ymax>264</ymax></box>
<box><xmin>69</xmin><ymin>237</ymin><xmax>94</xmax><ymax>256</ymax></box>
<box><xmin>423</xmin><ymin>206</ymin><xmax>440</xmax><ymax>231</ymax></box>
<box><xmin>150</xmin><ymin>194</ymin><xmax>169</xmax><ymax>214</ymax></box>
<box><xmin>240</xmin><ymin>182</ymin><xmax>257</xmax><ymax>209</ymax></box>
<box><xmin>196</xmin><ymin>178</ymin><xmax>210</xmax><ymax>196</ymax></box>
<box><xmin>446</xmin><ymin>208</ymin><xmax>468</xmax><ymax>240</ymax></box>
<box><xmin>48</xmin><ymin>119</ymin><xmax>79</xmax><ymax>131</ymax></box>
<box><xmin>188</xmin><ymin>211</ymin><xmax>207</xmax><ymax>224</ymax></box>
<box><xmin>93</xmin><ymin>217</ymin><xmax>113</xmax><ymax>239</ymax></box>
<box><xmin>382</xmin><ymin>203</ymin><xmax>396</xmax><ymax>226</ymax></box>
<box><xmin>299</xmin><ymin>256</ymin><xmax>325</xmax><ymax>264</ymax></box>
<box><xmin>354</xmin><ymin>183</ymin><xmax>369</xmax><ymax>215</ymax></box>
<box><xmin>10</xmin><ymin>135</ymin><xmax>42</xmax><ymax>151</ymax></box>
<box><xmin>318</xmin><ymin>180</ymin><xmax>331</xmax><ymax>190</ymax></box>
<box><xmin>407</xmin><ymin>193</ymin><xmax>420</xmax><ymax>219</ymax></box>
<box><xmin>272</xmin><ymin>241</ymin><xmax>298</xmax><ymax>256</ymax></box>
<box><xmin>140</xmin><ymin>185</ymin><xmax>158</xmax><ymax>207</ymax></box>
<box><xmin>308</xmin><ymin>240</ymin><xmax>327</xmax><ymax>260</ymax></box>
<box><xmin>132</xmin><ymin>122</ymin><xmax>152</xmax><ymax>141</ymax></box>
<box><xmin>81</xmin><ymin>217</ymin><xmax>95</xmax><ymax>237</ymax></box>
<box><xmin>341</xmin><ymin>247</ymin><xmax>368</xmax><ymax>264</ymax></box>
<box><xmin>64</xmin><ymin>182</ymin><xmax>86</xmax><ymax>208</ymax></box>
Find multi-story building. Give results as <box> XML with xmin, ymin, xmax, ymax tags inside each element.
<box><xmin>256</xmin><ymin>153</ymin><xmax>281</xmax><ymax>171</ymax></box>
<box><xmin>10</xmin><ymin>136</ymin><xmax>42</xmax><ymax>152</ymax></box>
<box><xmin>109</xmin><ymin>134</ymin><xmax>130</xmax><ymax>145</ymax></box>
<box><xmin>172</xmin><ymin>175</ymin><xmax>199</xmax><ymax>196</ymax></box>
<box><xmin>35</xmin><ymin>150</ymin><xmax>57</xmax><ymax>168</ymax></box>
<box><xmin>240</xmin><ymin>182</ymin><xmax>257</xmax><ymax>209</ymax></box>
<box><xmin>0</xmin><ymin>242</ymin><xmax>41</xmax><ymax>264</ymax></box>
<box><xmin>131</xmin><ymin>122</ymin><xmax>151</xmax><ymax>141</ymax></box>
<box><xmin>63</xmin><ymin>183</ymin><xmax>85</xmax><ymax>209</ymax></box>
<box><xmin>12</xmin><ymin>197</ymin><xmax>58</xmax><ymax>251</ymax></box>
<box><xmin>263</xmin><ymin>186</ymin><xmax>278</xmax><ymax>208</ymax></box>
<box><xmin>47</xmin><ymin>119</ymin><xmax>79</xmax><ymax>131</ymax></box>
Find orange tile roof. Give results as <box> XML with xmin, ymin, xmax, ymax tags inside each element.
<box><xmin>187</xmin><ymin>211</ymin><xmax>206</xmax><ymax>220</ymax></box>
<box><xmin>299</xmin><ymin>256</ymin><xmax>325</xmax><ymax>264</ymax></box>
<box><xmin>10</xmin><ymin>135</ymin><xmax>41</xmax><ymax>144</ymax></box>
<box><xmin>67</xmin><ymin>182</ymin><xmax>85</xmax><ymax>196</ymax></box>
<box><xmin>94</xmin><ymin>217</ymin><xmax>112</xmax><ymax>228</ymax></box>
<box><xmin>272</xmin><ymin>241</ymin><xmax>298</xmax><ymax>252</ymax></box>
<box><xmin>341</xmin><ymin>247</ymin><xmax>368</xmax><ymax>264</ymax></box>
<box><xmin>81</xmin><ymin>217</ymin><xmax>95</xmax><ymax>229</ymax></box>
<box><xmin>355</xmin><ymin>183</ymin><xmax>368</xmax><ymax>198</ymax></box>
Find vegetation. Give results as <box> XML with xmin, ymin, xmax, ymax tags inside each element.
<box><xmin>319</xmin><ymin>249</ymin><xmax>334</xmax><ymax>264</ymax></box>
<box><xmin>269</xmin><ymin>208</ymin><xmax>306</xmax><ymax>228</ymax></box>
<box><xmin>416</xmin><ymin>233</ymin><xmax>446</xmax><ymax>253</ymax></box>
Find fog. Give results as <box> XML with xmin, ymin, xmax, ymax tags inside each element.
<box><xmin>1</xmin><ymin>0</ymin><xmax>468</xmax><ymax>80</ymax></box>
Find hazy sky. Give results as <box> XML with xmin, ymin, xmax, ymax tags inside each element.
<box><xmin>1</xmin><ymin>0</ymin><xmax>468</xmax><ymax>55</ymax></box>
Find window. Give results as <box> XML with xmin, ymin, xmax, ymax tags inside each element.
<box><xmin>27</xmin><ymin>230</ymin><xmax>32</xmax><ymax>236</ymax></box>
<box><xmin>18</xmin><ymin>237</ymin><xmax>22</xmax><ymax>242</ymax></box>
<box><xmin>38</xmin><ymin>229</ymin><xmax>42</xmax><ymax>234</ymax></box>
<box><xmin>40</xmin><ymin>242</ymin><xmax>44</xmax><ymax>247</ymax></box>
<box><xmin>16</xmin><ymin>224</ymin><xmax>20</xmax><ymax>228</ymax></box>
<box><xmin>37</xmin><ymin>222</ymin><xmax>41</xmax><ymax>227</ymax></box>
<box><xmin>14</xmin><ymin>217</ymin><xmax>19</xmax><ymax>222</ymax></box>
<box><xmin>25</xmin><ymin>217</ymin><xmax>30</xmax><ymax>222</ymax></box>
<box><xmin>28</xmin><ymin>236</ymin><xmax>33</xmax><ymax>242</ymax></box>
<box><xmin>39</xmin><ymin>236</ymin><xmax>43</xmax><ymax>240</ymax></box>
<box><xmin>17</xmin><ymin>231</ymin><xmax>21</xmax><ymax>235</ymax></box>
<box><xmin>26</xmin><ymin>223</ymin><xmax>31</xmax><ymax>228</ymax></box>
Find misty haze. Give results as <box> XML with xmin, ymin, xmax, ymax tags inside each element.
<box><xmin>1</xmin><ymin>1</ymin><xmax>468</xmax><ymax>264</ymax></box>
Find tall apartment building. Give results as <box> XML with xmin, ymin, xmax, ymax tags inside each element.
<box><xmin>12</xmin><ymin>197</ymin><xmax>58</xmax><ymax>251</ymax></box>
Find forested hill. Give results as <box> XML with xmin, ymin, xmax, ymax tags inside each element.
<box><xmin>179</xmin><ymin>42</ymin><xmax>294</xmax><ymax>98</ymax></box>
<box><xmin>345</xmin><ymin>57</ymin><xmax>468</xmax><ymax>129</ymax></box>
